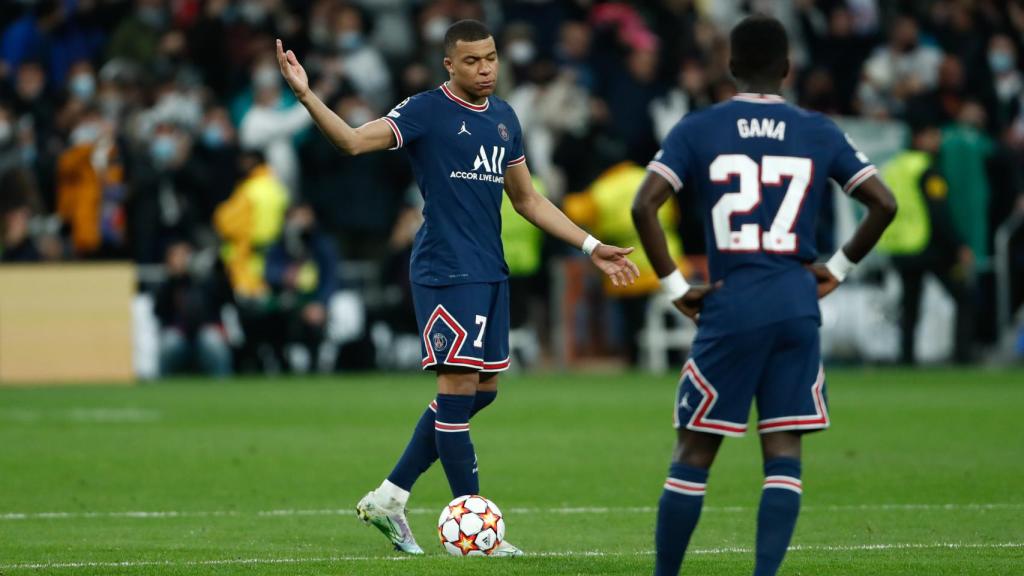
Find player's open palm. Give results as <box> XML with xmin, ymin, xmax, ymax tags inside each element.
<box><xmin>276</xmin><ymin>39</ymin><xmax>309</xmax><ymax>99</ymax></box>
<box><xmin>590</xmin><ymin>244</ymin><xmax>640</xmax><ymax>287</ymax></box>
<box><xmin>673</xmin><ymin>281</ymin><xmax>722</xmax><ymax>323</ymax></box>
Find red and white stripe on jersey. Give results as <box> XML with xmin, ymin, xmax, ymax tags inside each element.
<box><xmin>435</xmin><ymin>420</ymin><xmax>470</xmax><ymax>433</ymax></box>
<box><xmin>763</xmin><ymin>475</ymin><xmax>803</xmax><ymax>494</ymax></box>
<box><xmin>420</xmin><ymin>304</ymin><xmax>486</xmax><ymax>370</ymax></box>
<box><xmin>664</xmin><ymin>477</ymin><xmax>707</xmax><ymax>497</ymax></box>
<box><xmin>647</xmin><ymin>160</ymin><xmax>683</xmax><ymax>192</ymax></box>
<box><xmin>732</xmin><ymin>93</ymin><xmax>786</xmax><ymax>104</ymax></box>
<box><xmin>506</xmin><ymin>155</ymin><xmax>526</xmax><ymax>168</ymax></box>
<box><xmin>841</xmin><ymin>165</ymin><xmax>877</xmax><ymax>194</ymax></box>
<box><xmin>441</xmin><ymin>83</ymin><xmax>490</xmax><ymax>112</ymax></box>
<box><xmin>382</xmin><ymin>117</ymin><xmax>403</xmax><ymax>149</ymax></box>
<box><xmin>428</xmin><ymin>400</ymin><xmax>438</xmax><ymax>413</ymax></box>
<box><xmin>677</xmin><ymin>359</ymin><xmax>749</xmax><ymax>437</ymax></box>
<box><xmin>757</xmin><ymin>365</ymin><xmax>830</xmax><ymax>433</ymax></box>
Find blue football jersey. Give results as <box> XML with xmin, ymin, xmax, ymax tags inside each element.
<box><xmin>381</xmin><ymin>83</ymin><xmax>526</xmax><ymax>286</ymax></box>
<box><xmin>648</xmin><ymin>93</ymin><xmax>877</xmax><ymax>337</ymax></box>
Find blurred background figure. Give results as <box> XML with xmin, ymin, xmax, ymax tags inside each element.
<box><xmin>263</xmin><ymin>203</ymin><xmax>338</xmax><ymax>373</ymax></box>
<box><xmin>154</xmin><ymin>240</ymin><xmax>232</xmax><ymax>377</ymax></box>
<box><xmin>878</xmin><ymin>118</ymin><xmax>974</xmax><ymax>364</ymax></box>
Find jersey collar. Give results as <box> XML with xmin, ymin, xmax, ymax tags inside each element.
<box><xmin>732</xmin><ymin>92</ymin><xmax>786</xmax><ymax>104</ymax></box>
<box><xmin>441</xmin><ymin>82</ymin><xmax>490</xmax><ymax>112</ymax></box>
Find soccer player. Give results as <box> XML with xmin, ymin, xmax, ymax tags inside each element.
<box><xmin>276</xmin><ymin>20</ymin><xmax>639</xmax><ymax>556</ymax></box>
<box><xmin>631</xmin><ymin>16</ymin><xmax>897</xmax><ymax>576</ymax></box>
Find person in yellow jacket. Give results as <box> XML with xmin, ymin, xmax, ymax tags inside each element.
<box><xmin>878</xmin><ymin>119</ymin><xmax>974</xmax><ymax>364</ymax></box>
<box><xmin>214</xmin><ymin>149</ymin><xmax>289</xmax><ymax>301</ymax></box>
<box><xmin>565</xmin><ymin>160</ymin><xmax>687</xmax><ymax>364</ymax></box>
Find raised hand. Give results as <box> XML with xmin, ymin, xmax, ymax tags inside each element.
<box><xmin>590</xmin><ymin>244</ymin><xmax>640</xmax><ymax>287</ymax></box>
<box><xmin>276</xmin><ymin>39</ymin><xmax>309</xmax><ymax>99</ymax></box>
<box><xmin>805</xmin><ymin>263</ymin><xmax>840</xmax><ymax>299</ymax></box>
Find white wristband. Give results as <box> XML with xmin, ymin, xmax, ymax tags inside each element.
<box><xmin>659</xmin><ymin>270</ymin><xmax>691</xmax><ymax>302</ymax></box>
<box><xmin>825</xmin><ymin>249</ymin><xmax>856</xmax><ymax>282</ymax></box>
<box><xmin>581</xmin><ymin>234</ymin><xmax>601</xmax><ymax>256</ymax></box>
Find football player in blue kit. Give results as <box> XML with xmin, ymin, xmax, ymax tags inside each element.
<box><xmin>631</xmin><ymin>16</ymin><xmax>897</xmax><ymax>576</ymax></box>
<box><xmin>277</xmin><ymin>20</ymin><xmax>639</xmax><ymax>556</ymax></box>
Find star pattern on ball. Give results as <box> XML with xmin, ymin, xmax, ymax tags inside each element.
<box><xmin>449</xmin><ymin>503</ymin><xmax>468</xmax><ymax>521</ymax></box>
<box><xmin>457</xmin><ymin>533</ymin><xmax>478</xmax><ymax>554</ymax></box>
<box><xmin>480</xmin><ymin>510</ymin><xmax>499</xmax><ymax>530</ymax></box>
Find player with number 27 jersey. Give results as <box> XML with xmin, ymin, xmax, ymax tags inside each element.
<box><xmin>633</xmin><ymin>16</ymin><xmax>897</xmax><ymax>576</ymax></box>
<box><xmin>648</xmin><ymin>92</ymin><xmax>876</xmax><ymax>339</ymax></box>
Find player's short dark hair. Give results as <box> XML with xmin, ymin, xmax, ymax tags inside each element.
<box><xmin>444</xmin><ymin>19</ymin><xmax>492</xmax><ymax>54</ymax></box>
<box><xmin>729</xmin><ymin>15</ymin><xmax>789</xmax><ymax>84</ymax></box>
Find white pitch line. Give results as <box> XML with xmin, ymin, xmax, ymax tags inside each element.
<box><xmin>2</xmin><ymin>502</ymin><xmax>1021</xmax><ymax>521</ymax></box>
<box><xmin>1</xmin><ymin>542</ymin><xmax>1021</xmax><ymax>571</ymax></box>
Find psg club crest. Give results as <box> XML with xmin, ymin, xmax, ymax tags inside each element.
<box><xmin>432</xmin><ymin>332</ymin><xmax>448</xmax><ymax>351</ymax></box>
<box><xmin>497</xmin><ymin>123</ymin><xmax>510</xmax><ymax>142</ymax></box>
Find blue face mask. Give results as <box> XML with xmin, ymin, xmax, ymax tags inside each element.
<box><xmin>202</xmin><ymin>125</ymin><xmax>225</xmax><ymax>148</ymax></box>
<box><xmin>336</xmin><ymin>32</ymin><xmax>363</xmax><ymax>53</ymax></box>
<box><xmin>70</xmin><ymin>74</ymin><xmax>95</xmax><ymax>100</ymax></box>
<box><xmin>150</xmin><ymin>135</ymin><xmax>177</xmax><ymax>167</ymax></box>
<box><xmin>989</xmin><ymin>51</ymin><xmax>1014</xmax><ymax>74</ymax></box>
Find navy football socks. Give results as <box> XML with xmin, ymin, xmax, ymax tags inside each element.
<box><xmin>434</xmin><ymin>393</ymin><xmax>479</xmax><ymax>497</ymax></box>
<box><xmin>386</xmin><ymin>390</ymin><xmax>497</xmax><ymax>493</ymax></box>
<box><xmin>654</xmin><ymin>462</ymin><xmax>708</xmax><ymax>576</ymax></box>
<box><xmin>754</xmin><ymin>457</ymin><xmax>803</xmax><ymax>576</ymax></box>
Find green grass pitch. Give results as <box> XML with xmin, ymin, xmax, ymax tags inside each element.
<box><xmin>0</xmin><ymin>368</ymin><xmax>1022</xmax><ymax>575</ymax></box>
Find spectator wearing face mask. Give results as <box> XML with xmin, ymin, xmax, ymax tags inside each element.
<box><xmin>56</xmin><ymin>108</ymin><xmax>127</xmax><ymax>259</ymax></box>
<box><xmin>988</xmin><ymin>35</ymin><xmax>1023</xmax><ymax>133</ymax></box>
<box><xmin>238</xmin><ymin>56</ymin><xmax>313</xmax><ymax>196</ymax></box>
<box><xmin>330</xmin><ymin>4</ymin><xmax>392</xmax><ymax>113</ymax></box>
<box><xmin>857</xmin><ymin>15</ymin><xmax>943</xmax><ymax>118</ymax></box>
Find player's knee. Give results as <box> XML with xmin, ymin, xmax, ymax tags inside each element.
<box><xmin>760</xmin><ymin>431</ymin><xmax>801</xmax><ymax>461</ymax></box>
<box><xmin>437</xmin><ymin>368</ymin><xmax>478</xmax><ymax>396</ymax></box>
<box><xmin>672</xmin><ymin>430</ymin><xmax>723</xmax><ymax>469</ymax></box>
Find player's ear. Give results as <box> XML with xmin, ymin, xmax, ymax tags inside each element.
<box><xmin>443</xmin><ymin>56</ymin><xmax>453</xmax><ymax>75</ymax></box>
<box><xmin>728</xmin><ymin>59</ymin><xmax>737</xmax><ymax>80</ymax></box>
<box><xmin>781</xmin><ymin>58</ymin><xmax>790</xmax><ymax>81</ymax></box>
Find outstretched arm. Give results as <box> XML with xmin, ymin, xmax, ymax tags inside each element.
<box><xmin>631</xmin><ymin>173</ymin><xmax>718</xmax><ymax>321</ymax></box>
<box><xmin>504</xmin><ymin>163</ymin><xmax>639</xmax><ymax>287</ymax></box>
<box><xmin>808</xmin><ymin>176</ymin><xmax>898</xmax><ymax>298</ymax></box>
<box><xmin>276</xmin><ymin>39</ymin><xmax>394</xmax><ymax>156</ymax></box>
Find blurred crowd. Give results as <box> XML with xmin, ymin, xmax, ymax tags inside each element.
<box><xmin>1</xmin><ymin>0</ymin><xmax>1023</xmax><ymax>374</ymax></box>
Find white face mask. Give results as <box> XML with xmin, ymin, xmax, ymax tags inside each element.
<box><xmin>424</xmin><ymin>17</ymin><xmax>450</xmax><ymax>44</ymax></box>
<box><xmin>344</xmin><ymin>107</ymin><xmax>374</xmax><ymax>127</ymax></box>
<box><xmin>0</xmin><ymin>121</ymin><xmax>11</xmax><ymax>144</ymax></box>
<box><xmin>70</xmin><ymin>122</ymin><xmax>100</xmax><ymax>146</ymax></box>
<box><xmin>507</xmin><ymin>41</ymin><xmax>535</xmax><ymax>66</ymax></box>
<box><xmin>253</xmin><ymin>66</ymin><xmax>279</xmax><ymax>89</ymax></box>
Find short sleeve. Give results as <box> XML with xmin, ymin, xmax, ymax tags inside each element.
<box><xmin>505</xmin><ymin>107</ymin><xmax>526</xmax><ymax>169</ymax></box>
<box><xmin>827</xmin><ymin>123</ymin><xmax>878</xmax><ymax>195</ymax></box>
<box><xmin>647</xmin><ymin>120</ymin><xmax>691</xmax><ymax>192</ymax></box>
<box><xmin>381</xmin><ymin>93</ymin><xmax>430</xmax><ymax>150</ymax></box>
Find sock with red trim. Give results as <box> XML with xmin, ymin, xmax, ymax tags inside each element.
<box><xmin>654</xmin><ymin>462</ymin><xmax>708</xmax><ymax>576</ymax></box>
<box><xmin>754</xmin><ymin>457</ymin><xmax>803</xmax><ymax>576</ymax></box>
<box><xmin>385</xmin><ymin>391</ymin><xmax>497</xmax><ymax>494</ymax></box>
<box><xmin>435</xmin><ymin>393</ymin><xmax>478</xmax><ymax>497</ymax></box>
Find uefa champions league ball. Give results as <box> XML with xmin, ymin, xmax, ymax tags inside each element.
<box><xmin>437</xmin><ymin>495</ymin><xmax>505</xmax><ymax>556</ymax></box>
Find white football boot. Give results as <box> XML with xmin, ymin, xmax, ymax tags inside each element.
<box><xmin>491</xmin><ymin>540</ymin><xmax>524</xmax><ymax>557</ymax></box>
<box><xmin>355</xmin><ymin>490</ymin><xmax>424</xmax><ymax>555</ymax></box>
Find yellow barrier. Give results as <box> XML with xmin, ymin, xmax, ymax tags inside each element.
<box><xmin>0</xmin><ymin>264</ymin><xmax>134</xmax><ymax>385</ymax></box>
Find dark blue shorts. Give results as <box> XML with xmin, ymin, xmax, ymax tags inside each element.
<box><xmin>674</xmin><ymin>316</ymin><xmax>829</xmax><ymax>436</ymax></box>
<box><xmin>413</xmin><ymin>281</ymin><xmax>510</xmax><ymax>372</ymax></box>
